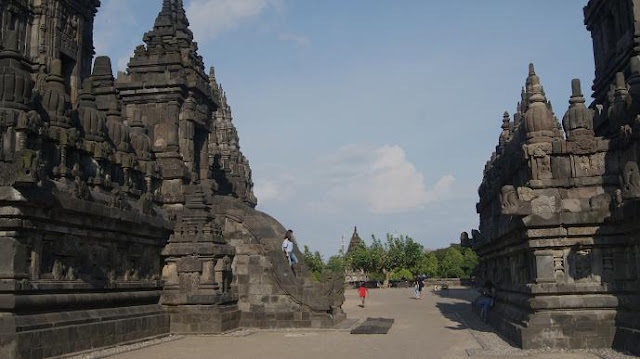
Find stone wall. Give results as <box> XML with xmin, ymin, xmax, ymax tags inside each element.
<box><xmin>0</xmin><ymin>1</ymin><xmax>345</xmax><ymax>357</ymax></box>
<box><xmin>213</xmin><ymin>196</ymin><xmax>346</xmax><ymax>330</ymax></box>
<box><xmin>473</xmin><ymin>1</ymin><xmax>640</xmax><ymax>352</ymax></box>
<box><xmin>0</xmin><ymin>183</ymin><xmax>172</xmax><ymax>359</ymax></box>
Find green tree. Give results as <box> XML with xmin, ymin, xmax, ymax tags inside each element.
<box><xmin>439</xmin><ymin>247</ymin><xmax>464</xmax><ymax>278</ymax></box>
<box><xmin>461</xmin><ymin>247</ymin><xmax>478</xmax><ymax>278</ymax></box>
<box><xmin>325</xmin><ymin>254</ymin><xmax>345</xmax><ymax>273</ymax></box>
<box><xmin>345</xmin><ymin>241</ymin><xmax>370</xmax><ymax>272</ymax></box>
<box><xmin>385</xmin><ymin>234</ymin><xmax>424</xmax><ymax>274</ymax></box>
<box><xmin>368</xmin><ymin>236</ymin><xmax>388</xmax><ymax>275</ymax></box>
<box><xmin>419</xmin><ymin>251</ymin><xmax>439</xmax><ymax>277</ymax></box>
<box><xmin>302</xmin><ymin>245</ymin><xmax>324</xmax><ymax>279</ymax></box>
<box><xmin>390</xmin><ymin>268</ymin><xmax>414</xmax><ymax>281</ymax></box>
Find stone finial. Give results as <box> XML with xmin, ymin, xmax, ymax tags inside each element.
<box><xmin>520</xmin><ymin>86</ymin><xmax>529</xmax><ymax>113</ymax></box>
<box><xmin>77</xmin><ymin>78</ymin><xmax>107</xmax><ymax>143</ymax></box>
<box><xmin>209</xmin><ymin>66</ymin><xmax>221</xmax><ymax>107</ymax></box>
<box><xmin>610</xmin><ymin>71</ymin><xmax>630</xmax><ymax>128</ymax></box>
<box><xmin>525</xmin><ymin>63</ymin><xmax>536</xmax><ymax>94</ymax></box>
<box><xmin>562</xmin><ymin>79</ymin><xmax>594</xmax><ymax>140</ymax></box>
<box><xmin>514</xmin><ymin>102</ymin><xmax>522</xmax><ymax>126</ymax></box>
<box><xmin>92</xmin><ymin>56</ymin><xmax>113</xmax><ymax>77</ymax></box>
<box><xmin>524</xmin><ymin>64</ymin><xmax>555</xmax><ymax>142</ymax></box>
<box><xmin>499</xmin><ymin>111</ymin><xmax>511</xmax><ymax>147</ymax></box>
<box><xmin>502</xmin><ymin>111</ymin><xmax>510</xmax><ymax>130</ymax></box>
<box><xmin>154</xmin><ymin>0</ymin><xmax>190</xmax><ymax>33</ymax></box>
<box><xmin>162</xmin><ymin>0</ymin><xmax>172</xmax><ymax>12</ymax></box>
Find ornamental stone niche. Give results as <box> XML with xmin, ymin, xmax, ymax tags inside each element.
<box><xmin>0</xmin><ymin>1</ymin><xmax>345</xmax><ymax>358</ymax></box>
<box><xmin>472</xmin><ymin>0</ymin><xmax>640</xmax><ymax>353</ymax></box>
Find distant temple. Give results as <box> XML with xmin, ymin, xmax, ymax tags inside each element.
<box><xmin>347</xmin><ymin>226</ymin><xmax>363</xmax><ymax>253</ymax></box>
<box><xmin>345</xmin><ymin>226</ymin><xmax>367</xmax><ymax>283</ymax></box>
<box><xmin>0</xmin><ymin>1</ymin><xmax>344</xmax><ymax>358</ymax></box>
<box><xmin>473</xmin><ymin>0</ymin><xmax>640</xmax><ymax>354</ymax></box>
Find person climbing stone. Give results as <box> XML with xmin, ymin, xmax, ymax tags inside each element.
<box><xmin>282</xmin><ymin>229</ymin><xmax>298</xmax><ymax>270</ymax></box>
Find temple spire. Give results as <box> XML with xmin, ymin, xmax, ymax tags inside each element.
<box><xmin>209</xmin><ymin>66</ymin><xmax>222</xmax><ymax>108</ymax></box>
<box><xmin>523</xmin><ymin>63</ymin><xmax>556</xmax><ymax>142</ymax></box>
<box><xmin>562</xmin><ymin>79</ymin><xmax>594</xmax><ymax>140</ymax></box>
<box><xmin>347</xmin><ymin>226</ymin><xmax>362</xmax><ymax>253</ymax></box>
<box><xmin>145</xmin><ymin>0</ymin><xmax>195</xmax><ymax>51</ymax></box>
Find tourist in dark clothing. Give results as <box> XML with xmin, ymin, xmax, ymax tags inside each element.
<box><xmin>476</xmin><ymin>281</ymin><xmax>495</xmax><ymax>322</ymax></box>
<box><xmin>417</xmin><ymin>276</ymin><xmax>425</xmax><ymax>299</ymax></box>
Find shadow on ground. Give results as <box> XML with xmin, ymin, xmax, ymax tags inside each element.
<box><xmin>432</xmin><ymin>287</ymin><xmax>523</xmax><ymax>352</ymax></box>
<box><xmin>432</xmin><ymin>288</ymin><xmax>494</xmax><ymax>334</ymax></box>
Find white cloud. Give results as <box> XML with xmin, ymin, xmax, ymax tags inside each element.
<box><xmin>254</xmin><ymin>180</ymin><xmax>280</xmax><ymax>202</ymax></box>
<box><xmin>324</xmin><ymin>144</ymin><xmax>455</xmax><ymax>214</ymax></box>
<box><xmin>252</xmin><ymin>164</ymin><xmax>299</xmax><ymax>206</ymax></box>
<box><xmin>255</xmin><ymin>144</ymin><xmax>455</xmax><ymax>214</ymax></box>
<box><xmin>366</xmin><ymin>145</ymin><xmax>431</xmax><ymax>213</ymax></box>
<box><xmin>186</xmin><ymin>0</ymin><xmax>283</xmax><ymax>42</ymax></box>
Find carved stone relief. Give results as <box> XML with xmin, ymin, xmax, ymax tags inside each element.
<box><xmin>622</xmin><ymin>161</ymin><xmax>640</xmax><ymax>199</ymax></box>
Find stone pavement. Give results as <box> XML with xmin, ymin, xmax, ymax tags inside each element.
<box><xmin>83</xmin><ymin>288</ymin><xmax>634</xmax><ymax>359</ymax></box>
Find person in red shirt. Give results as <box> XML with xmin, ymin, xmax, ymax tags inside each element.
<box><xmin>358</xmin><ymin>284</ymin><xmax>369</xmax><ymax>308</ymax></box>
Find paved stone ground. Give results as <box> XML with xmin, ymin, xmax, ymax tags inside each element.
<box><xmin>73</xmin><ymin>288</ymin><xmax>637</xmax><ymax>359</ymax></box>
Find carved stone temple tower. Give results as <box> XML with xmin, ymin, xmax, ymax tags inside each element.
<box><xmin>345</xmin><ymin>226</ymin><xmax>367</xmax><ymax>283</ymax></box>
<box><xmin>0</xmin><ymin>1</ymin><xmax>345</xmax><ymax>358</ymax></box>
<box><xmin>473</xmin><ymin>0</ymin><xmax>640</xmax><ymax>353</ymax></box>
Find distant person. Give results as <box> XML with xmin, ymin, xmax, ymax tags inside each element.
<box><xmin>475</xmin><ymin>280</ymin><xmax>495</xmax><ymax>323</ymax></box>
<box><xmin>358</xmin><ymin>283</ymin><xmax>369</xmax><ymax>307</ymax></box>
<box><xmin>282</xmin><ymin>229</ymin><xmax>298</xmax><ymax>270</ymax></box>
<box><xmin>418</xmin><ymin>276</ymin><xmax>425</xmax><ymax>299</ymax></box>
<box><xmin>413</xmin><ymin>278</ymin><xmax>420</xmax><ymax>299</ymax></box>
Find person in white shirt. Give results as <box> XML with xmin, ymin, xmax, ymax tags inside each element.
<box><xmin>282</xmin><ymin>229</ymin><xmax>298</xmax><ymax>269</ymax></box>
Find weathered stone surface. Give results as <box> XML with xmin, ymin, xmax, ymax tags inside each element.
<box><xmin>0</xmin><ymin>0</ymin><xmax>345</xmax><ymax>357</ymax></box>
<box><xmin>473</xmin><ymin>1</ymin><xmax>640</xmax><ymax>354</ymax></box>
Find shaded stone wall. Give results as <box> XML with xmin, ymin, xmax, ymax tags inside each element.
<box><xmin>0</xmin><ymin>2</ymin><xmax>173</xmax><ymax>357</ymax></box>
<box><xmin>473</xmin><ymin>1</ymin><xmax>640</xmax><ymax>352</ymax></box>
<box><xmin>0</xmin><ymin>0</ymin><xmax>345</xmax><ymax>357</ymax></box>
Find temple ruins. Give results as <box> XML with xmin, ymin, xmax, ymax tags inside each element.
<box><xmin>473</xmin><ymin>0</ymin><xmax>640</xmax><ymax>353</ymax></box>
<box><xmin>0</xmin><ymin>1</ymin><xmax>344</xmax><ymax>358</ymax></box>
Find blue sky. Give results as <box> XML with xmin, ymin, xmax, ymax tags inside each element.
<box><xmin>94</xmin><ymin>0</ymin><xmax>594</xmax><ymax>258</ymax></box>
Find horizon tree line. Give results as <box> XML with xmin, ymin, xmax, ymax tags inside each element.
<box><xmin>302</xmin><ymin>233</ymin><xmax>478</xmax><ymax>282</ymax></box>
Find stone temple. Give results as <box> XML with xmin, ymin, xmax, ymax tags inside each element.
<box><xmin>473</xmin><ymin>0</ymin><xmax>640</xmax><ymax>353</ymax></box>
<box><xmin>0</xmin><ymin>1</ymin><xmax>344</xmax><ymax>358</ymax></box>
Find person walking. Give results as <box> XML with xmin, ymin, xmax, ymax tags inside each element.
<box><xmin>417</xmin><ymin>275</ymin><xmax>425</xmax><ymax>299</ymax></box>
<box><xmin>358</xmin><ymin>283</ymin><xmax>369</xmax><ymax>307</ymax></box>
<box><xmin>282</xmin><ymin>229</ymin><xmax>298</xmax><ymax>271</ymax></box>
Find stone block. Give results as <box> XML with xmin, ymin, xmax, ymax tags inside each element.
<box><xmin>236</xmin><ymin>264</ymin><xmax>249</xmax><ymax>276</ymax></box>
<box><xmin>561</xmin><ymin>198</ymin><xmax>583</xmax><ymax>212</ymax></box>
